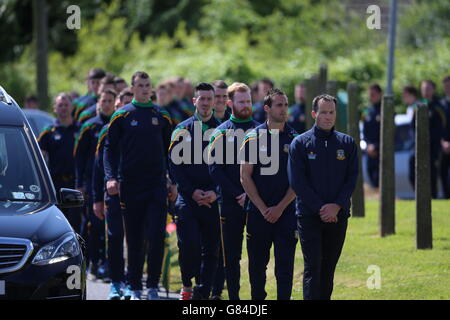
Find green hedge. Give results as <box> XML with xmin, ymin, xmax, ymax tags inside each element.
<box><xmin>1</xmin><ymin>0</ymin><xmax>449</xmax><ymax>112</ymax></box>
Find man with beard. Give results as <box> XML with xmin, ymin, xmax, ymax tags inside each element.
<box><xmin>240</xmin><ymin>88</ymin><xmax>298</xmax><ymax>300</ymax></box>
<box><xmin>208</xmin><ymin>82</ymin><xmax>259</xmax><ymax>300</ymax></box>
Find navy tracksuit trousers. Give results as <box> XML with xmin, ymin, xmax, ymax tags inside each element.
<box><xmin>366</xmin><ymin>155</ymin><xmax>380</xmax><ymax>188</ymax></box>
<box><xmin>176</xmin><ymin>200</ymin><xmax>220</xmax><ymax>298</ymax></box>
<box><xmin>120</xmin><ymin>182</ymin><xmax>167</xmax><ymax>290</ymax></box>
<box><xmin>246</xmin><ymin>207</ymin><xmax>298</xmax><ymax>300</ymax></box>
<box><xmin>217</xmin><ymin>199</ymin><xmax>246</xmax><ymax>300</ymax></box>
<box><xmin>86</xmin><ymin>185</ymin><xmax>106</xmax><ymax>267</ymax></box>
<box><xmin>211</xmin><ymin>204</ymin><xmax>225</xmax><ymax>298</ymax></box>
<box><xmin>297</xmin><ymin>215</ymin><xmax>348</xmax><ymax>300</ymax></box>
<box><xmin>104</xmin><ymin>193</ymin><xmax>126</xmax><ymax>283</ymax></box>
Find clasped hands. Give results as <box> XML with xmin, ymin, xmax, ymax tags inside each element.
<box><xmin>258</xmin><ymin>205</ymin><xmax>284</xmax><ymax>224</ymax></box>
<box><xmin>192</xmin><ymin>189</ymin><xmax>217</xmax><ymax>208</ymax></box>
<box><xmin>319</xmin><ymin>203</ymin><xmax>341</xmax><ymax>223</ymax></box>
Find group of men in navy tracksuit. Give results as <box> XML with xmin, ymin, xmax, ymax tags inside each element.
<box><xmin>38</xmin><ymin>67</ymin><xmax>359</xmax><ymax>300</ymax></box>
<box><xmin>167</xmin><ymin>80</ymin><xmax>358</xmax><ymax>301</ymax></box>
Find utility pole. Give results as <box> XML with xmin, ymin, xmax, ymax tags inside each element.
<box><xmin>347</xmin><ymin>82</ymin><xmax>365</xmax><ymax>217</ymax></box>
<box><xmin>415</xmin><ymin>103</ymin><xmax>433</xmax><ymax>249</ymax></box>
<box><xmin>33</xmin><ymin>0</ymin><xmax>49</xmax><ymax>108</ymax></box>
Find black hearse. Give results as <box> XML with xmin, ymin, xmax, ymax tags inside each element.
<box><xmin>0</xmin><ymin>86</ymin><xmax>86</xmax><ymax>299</ymax></box>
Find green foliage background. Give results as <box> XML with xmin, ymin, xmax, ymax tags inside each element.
<box><xmin>1</xmin><ymin>0</ymin><xmax>449</xmax><ymax>111</ymax></box>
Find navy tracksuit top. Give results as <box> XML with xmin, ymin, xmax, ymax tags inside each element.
<box><xmin>74</xmin><ymin>113</ymin><xmax>110</xmax><ymax>190</ymax></box>
<box><xmin>168</xmin><ymin>113</ymin><xmax>220</xmax><ymax>202</ymax></box>
<box><xmin>74</xmin><ymin>93</ymin><xmax>97</xmax><ymax>120</ymax></box>
<box><xmin>410</xmin><ymin>98</ymin><xmax>446</xmax><ymax>161</ymax></box>
<box><xmin>252</xmin><ymin>101</ymin><xmax>266</xmax><ymax>124</ymax></box>
<box><xmin>240</xmin><ymin>122</ymin><xmax>299</xmax><ymax>211</ymax></box>
<box><xmin>77</xmin><ymin>103</ymin><xmax>97</xmax><ymax>125</ymax></box>
<box><xmin>103</xmin><ymin>99</ymin><xmax>172</xmax><ymax>184</ymax></box>
<box><xmin>362</xmin><ymin>102</ymin><xmax>381</xmax><ymax>150</ymax></box>
<box><xmin>92</xmin><ymin>124</ymin><xmax>108</xmax><ymax>203</ymax></box>
<box><xmin>288</xmin><ymin>125</ymin><xmax>359</xmax><ymax>219</ymax></box>
<box><xmin>213</xmin><ymin>108</ymin><xmax>232</xmax><ymax>124</ymax></box>
<box><xmin>288</xmin><ymin>103</ymin><xmax>307</xmax><ymax>134</ymax></box>
<box><xmin>208</xmin><ymin>115</ymin><xmax>259</xmax><ymax>200</ymax></box>
<box><xmin>38</xmin><ymin>120</ymin><xmax>79</xmax><ymax>178</ymax></box>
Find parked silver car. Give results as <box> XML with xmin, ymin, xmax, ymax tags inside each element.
<box><xmin>360</xmin><ymin>115</ymin><xmax>415</xmax><ymax>199</ymax></box>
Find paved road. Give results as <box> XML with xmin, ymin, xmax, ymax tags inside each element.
<box><xmin>87</xmin><ymin>277</ymin><xmax>180</xmax><ymax>300</ymax></box>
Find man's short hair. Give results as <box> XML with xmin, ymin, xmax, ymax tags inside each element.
<box><xmin>114</xmin><ymin>76</ymin><xmax>127</xmax><ymax>85</ymax></box>
<box><xmin>100</xmin><ymin>75</ymin><xmax>116</xmax><ymax>86</ymax></box>
<box><xmin>87</xmin><ymin>68</ymin><xmax>106</xmax><ymax>80</ymax></box>
<box><xmin>227</xmin><ymin>82</ymin><xmax>250</xmax><ymax>101</ymax></box>
<box><xmin>165</xmin><ymin>77</ymin><xmax>183</xmax><ymax>86</ymax></box>
<box><xmin>403</xmin><ymin>85</ymin><xmax>419</xmax><ymax>98</ymax></box>
<box><xmin>250</xmin><ymin>81</ymin><xmax>259</xmax><ymax>93</ymax></box>
<box><xmin>264</xmin><ymin>88</ymin><xmax>286</xmax><ymax>108</ymax></box>
<box><xmin>131</xmin><ymin>71</ymin><xmax>150</xmax><ymax>86</ymax></box>
<box><xmin>212</xmin><ymin>80</ymin><xmax>228</xmax><ymax>89</ymax></box>
<box><xmin>421</xmin><ymin>79</ymin><xmax>436</xmax><ymax>89</ymax></box>
<box><xmin>24</xmin><ymin>95</ymin><xmax>39</xmax><ymax>104</ymax></box>
<box><xmin>69</xmin><ymin>91</ymin><xmax>79</xmax><ymax>99</ymax></box>
<box><xmin>156</xmin><ymin>83</ymin><xmax>168</xmax><ymax>91</ymax></box>
<box><xmin>194</xmin><ymin>82</ymin><xmax>215</xmax><ymax>97</ymax></box>
<box><xmin>312</xmin><ymin>94</ymin><xmax>337</xmax><ymax>112</ymax></box>
<box><xmin>100</xmin><ymin>88</ymin><xmax>117</xmax><ymax>99</ymax></box>
<box><xmin>54</xmin><ymin>92</ymin><xmax>71</xmax><ymax>104</ymax></box>
<box><xmin>118</xmin><ymin>88</ymin><xmax>133</xmax><ymax>102</ymax></box>
<box><xmin>369</xmin><ymin>83</ymin><xmax>382</xmax><ymax>94</ymax></box>
<box><xmin>161</xmin><ymin>79</ymin><xmax>175</xmax><ymax>90</ymax></box>
<box><xmin>260</xmin><ymin>78</ymin><xmax>274</xmax><ymax>88</ymax></box>
<box><xmin>442</xmin><ymin>75</ymin><xmax>450</xmax><ymax>84</ymax></box>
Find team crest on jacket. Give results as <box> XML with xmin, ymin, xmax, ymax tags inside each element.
<box><xmin>308</xmin><ymin>152</ymin><xmax>316</xmax><ymax>160</ymax></box>
<box><xmin>336</xmin><ymin>149</ymin><xmax>346</xmax><ymax>160</ymax></box>
<box><xmin>131</xmin><ymin>119</ymin><xmax>138</xmax><ymax>126</ymax></box>
<box><xmin>152</xmin><ymin>117</ymin><xmax>159</xmax><ymax>125</ymax></box>
<box><xmin>53</xmin><ymin>134</ymin><xmax>61</xmax><ymax>141</ymax></box>
<box><xmin>283</xmin><ymin>144</ymin><xmax>290</xmax><ymax>153</ymax></box>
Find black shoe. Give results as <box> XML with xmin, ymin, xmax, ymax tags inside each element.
<box><xmin>192</xmin><ymin>286</ymin><xmax>206</xmax><ymax>300</ymax></box>
<box><xmin>210</xmin><ymin>295</ymin><xmax>222</xmax><ymax>300</ymax></box>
